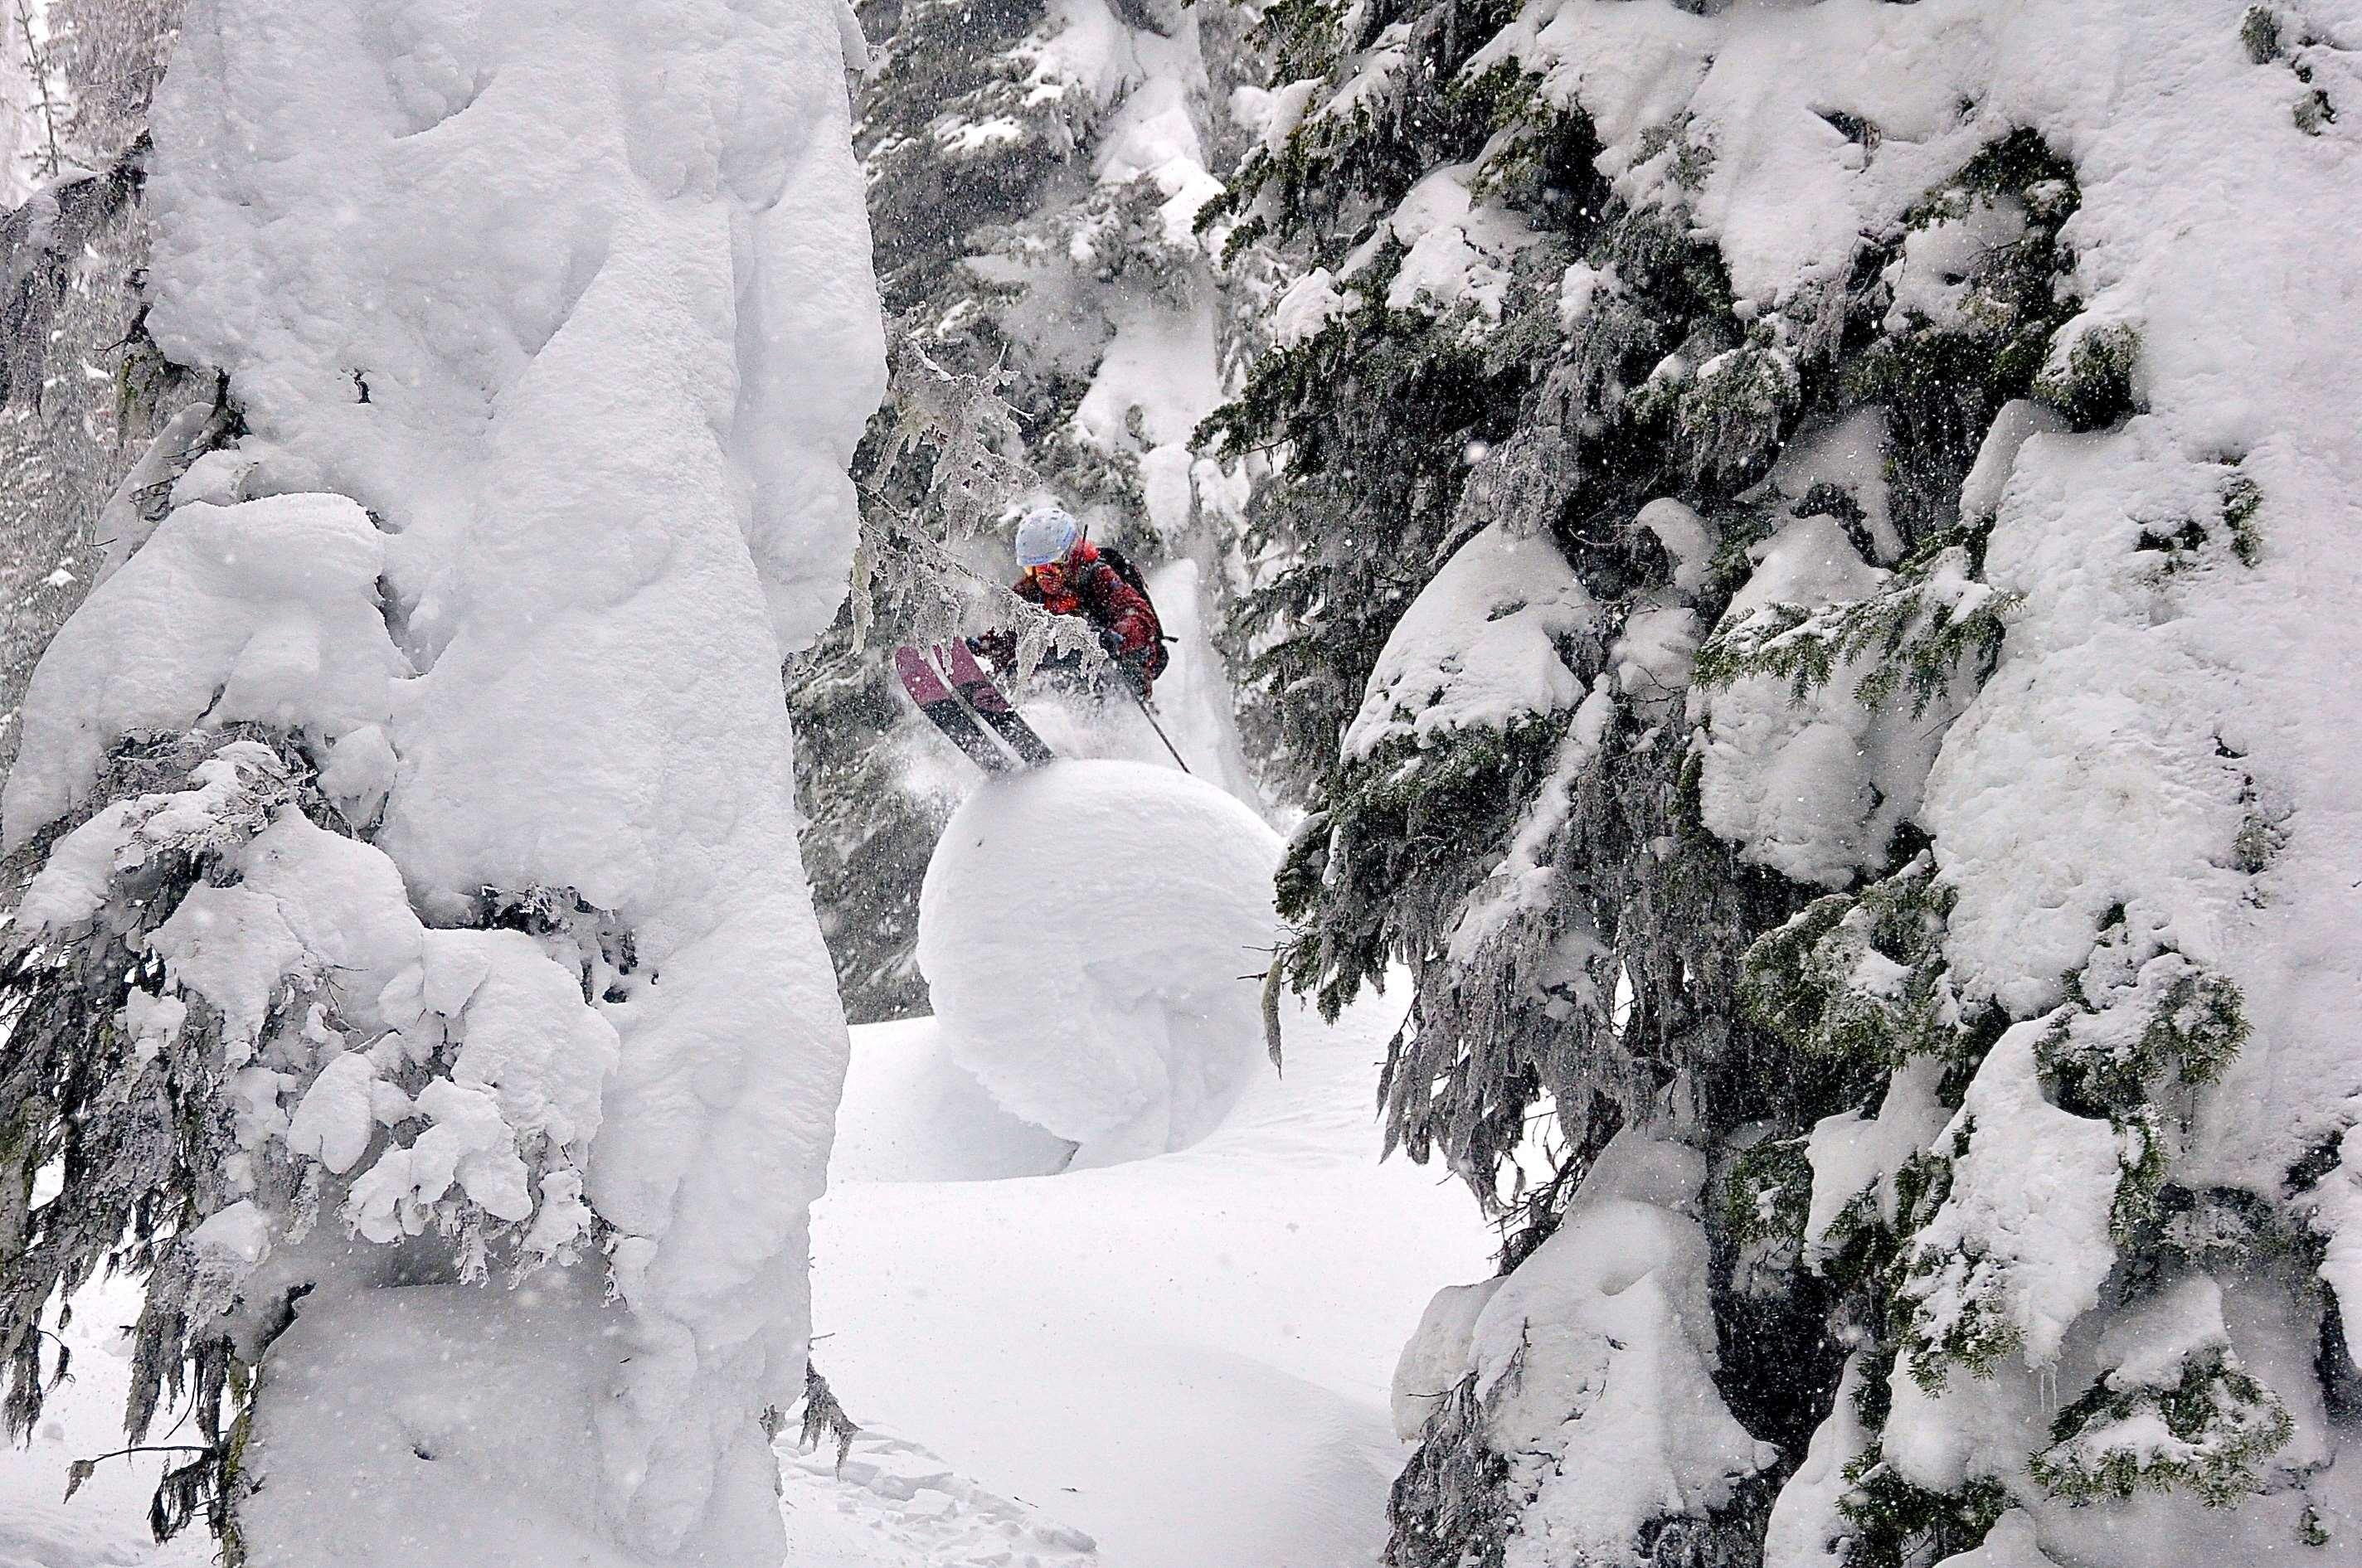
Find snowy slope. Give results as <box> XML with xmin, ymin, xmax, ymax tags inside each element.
<box><xmin>803</xmin><ymin>986</ymin><xmax>1492</xmax><ymax>1568</ymax></box>
<box><xmin>0</xmin><ymin>1275</ymin><xmax>211</xmax><ymax>1568</ymax></box>
<box><xmin>793</xmin><ymin>760</ymin><xmax>1494</xmax><ymax>1567</ymax></box>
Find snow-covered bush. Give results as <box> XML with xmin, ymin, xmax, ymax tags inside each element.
<box><xmin>2029</xmin><ymin>1279</ymin><xmax>2294</xmax><ymax>1509</ymax></box>
<box><xmin>1674</xmin><ymin>343</ymin><xmax>1801</xmax><ymax>493</ymax></box>
<box><xmin>1736</xmin><ymin>857</ymin><xmax>1983</xmax><ymax>1080</ymax></box>
<box><xmin>2</xmin><ymin>733</ymin><xmax>622</xmax><ymax>1533</ymax></box>
<box><xmin>1392</xmin><ymin>1135</ymin><xmax>1777</xmax><ymax>1566</ymax></box>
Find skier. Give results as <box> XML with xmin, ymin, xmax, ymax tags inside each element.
<box><xmin>979</xmin><ymin>503</ymin><xmax>1167</xmax><ymax>697</ymax></box>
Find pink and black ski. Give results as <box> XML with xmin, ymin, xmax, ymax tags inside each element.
<box><xmin>943</xmin><ymin>640</ymin><xmax>1057</xmax><ymax>768</ymax></box>
<box><xmin>894</xmin><ymin>646</ymin><xmax>1016</xmax><ymax>774</ymax></box>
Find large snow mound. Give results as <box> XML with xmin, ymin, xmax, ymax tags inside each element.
<box><xmin>234</xmin><ymin>1271</ymin><xmax>658</xmax><ymax>1568</ymax></box>
<box><xmin>916</xmin><ymin>760</ymin><xmax>1283</xmax><ymax>1164</ymax></box>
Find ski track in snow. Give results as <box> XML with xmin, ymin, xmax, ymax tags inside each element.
<box><xmin>777</xmin><ymin>1425</ymin><xmax>1100</xmax><ymax>1568</ymax></box>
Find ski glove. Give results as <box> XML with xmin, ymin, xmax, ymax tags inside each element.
<box><xmin>1097</xmin><ymin>626</ymin><xmax>1130</xmax><ymax>660</ymax></box>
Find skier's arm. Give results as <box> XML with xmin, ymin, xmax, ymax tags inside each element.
<box><xmin>1086</xmin><ymin>566</ymin><xmax>1158</xmax><ymax>655</ymax></box>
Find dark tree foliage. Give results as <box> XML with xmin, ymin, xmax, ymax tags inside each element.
<box><xmin>1195</xmin><ymin>1</ymin><xmax>2157</xmax><ymax>1554</ymax></box>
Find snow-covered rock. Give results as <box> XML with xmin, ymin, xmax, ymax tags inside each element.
<box><xmin>917</xmin><ymin>760</ymin><xmax>1282</xmax><ymax>1166</ymax></box>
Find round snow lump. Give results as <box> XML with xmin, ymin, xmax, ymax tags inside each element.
<box><xmin>916</xmin><ymin>760</ymin><xmax>1283</xmax><ymax>1165</ymax></box>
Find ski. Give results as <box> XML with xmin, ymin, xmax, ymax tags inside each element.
<box><xmin>895</xmin><ymin>646</ymin><xmax>1016</xmax><ymax>774</ymax></box>
<box><xmin>943</xmin><ymin>640</ymin><xmax>1058</xmax><ymax>768</ymax></box>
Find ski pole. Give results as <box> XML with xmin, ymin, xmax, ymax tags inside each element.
<box><xmin>1127</xmin><ymin>686</ymin><xmax>1193</xmax><ymax>774</ymax></box>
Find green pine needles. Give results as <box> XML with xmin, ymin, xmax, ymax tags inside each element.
<box><xmin>2032</xmin><ymin>1347</ymin><xmax>2293</xmax><ymax>1507</ymax></box>
<box><xmin>1835</xmin><ymin>1458</ymin><xmax>2010</xmax><ymax>1568</ymax></box>
<box><xmin>2034</xmin><ymin>319</ymin><xmax>2144</xmax><ymax>431</ymax></box>
<box><xmin>1694</xmin><ymin>525</ymin><xmax>2015</xmax><ymax>718</ymax></box>
<box><xmin>1736</xmin><ymin>856</ymin><xmax>1995</xmax><ymax>1083</ymax></box>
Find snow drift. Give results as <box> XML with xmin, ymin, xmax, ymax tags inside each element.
<box><xmin>804</xmin><ymin>986</ymin><xmax>1495</xmax><ymax>1568</ymax></box>
<box><xmin>782</xmin><ymin>755</ymin><xmax>1491</xmax><ymax>1564</ymax></box>
<box><xmin>917</xmin><ymin>760</ymin><xmax>1282</xmax><ymax>1166</ymax></box>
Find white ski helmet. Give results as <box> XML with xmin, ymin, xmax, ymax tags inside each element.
<box><xmin>1014</xmin><ymin>503</ymin><xmax>1082</xmax><ymax>569</ymax></box>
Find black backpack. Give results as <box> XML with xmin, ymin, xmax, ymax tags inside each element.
<box><xmin>1094</xmin><ymin>544</ymin><xmax>1172</xmax><ymax>679</ymax></box>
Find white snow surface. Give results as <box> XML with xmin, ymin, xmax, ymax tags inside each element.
<box><xmin>1391</xmin><ymin>1278</ymin><xmax>1504</xmax><ymax>1439</ymax></box>
<box><xmin>1272</xmin><ymin>267</ymin><xmax>1351</xmax><ymax>347</ymax></box>
<box><xmin>1932</xmin><ymin>1512</ymin><xmax>2063</xmax><ymax>1568</ymax></box>
<box><xmin>917</xmin><ymin>761</ymin><xmax>1281</xmax><ymax>1164</ymax></box>
<box><xmin>797</xmin><ymin>753</ymin><xmax>1492</xmax><ymax>1565</ymax></box>
<box><xmin>142</xmin><ymin>0</ymin><xmax>880</xmax><ymax>662</ymax></box>
<box><xmin>1957</xmin><ymin>400</ymin><xmax>2068</xmax><ymax>526</ymax></box>
<box><xmin>1760</xmin><ymin>1351</ymin><xmax>1872</xmax><ymax>1568</ymax></box>
<box><xmin>6</xmin><ymin>755</ymin><xmax>1487</xmax><ymax>1568</ymax></box>
<box><xmin>1466</xmin><ymin>1134</ymin><xmax>1776</xmax><ymax>1568</ymax></box>
<box><xmin>1375</xmin><ymin>163</ymin><xmax>1538</xmax><ymax>325</ymax></box>
<box><xmin>1693</xmin><ymin>512</ymin><xmax>1938</xmax><ymax>889</ymax></box>
<box><xmin>801</xmin><ymin>983</ymin><xmax>1493</xmax><ymax>1568</ymax></box>
<box><xmin>0</xmin><ymin>1274</ymin><xmax>214</xmax><ymax>1568</ymax></box>
<box><xmin>1764</xmin><ymin>408</ymin><xmax>1898</xmax><ymax>562</ymax></box>
<box><xmin>234</xmin><ymin>1269</ymin><xmax>677</xmax><ymax>1568</ymax></box>
<box><xmin>0</xmin><ymin>1</ymin><xmax>882</xmax><ymax>1562</ymax></box>
<box><xmin>1345</xmin><ymin>522</ymin><xmax>1600</xmax><ymax>760</ymax></box>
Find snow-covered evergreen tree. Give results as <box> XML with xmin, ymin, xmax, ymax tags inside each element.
<box><xmin>0</xmin><ymin>0</ymin><xmax>194</xmax><ymax>801</ymax></box>
<box><xmin>789</xmin><ymin>0</ymin><xmax>1259</xmax><ymax>1020</ymax></box>
<box><xmin>1208</xmin><ymin>1</ymin><xmax>2362</xmax><ymax>1563</ymax></box>
<box><xmin>1</xmin><ymin>0</ymin><xmax>67</xmax><ymax>194</ymax></box>
<box><xmin>0</xmin><ymin>3</ymin><xmax>879</xmax><ymax>1561</ymax></box>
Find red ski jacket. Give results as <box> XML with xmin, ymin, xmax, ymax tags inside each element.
<box><xmin>1013</xmin><ymin>541</ymin><xmax>1159</xmax><ymax>658</ymax></box>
